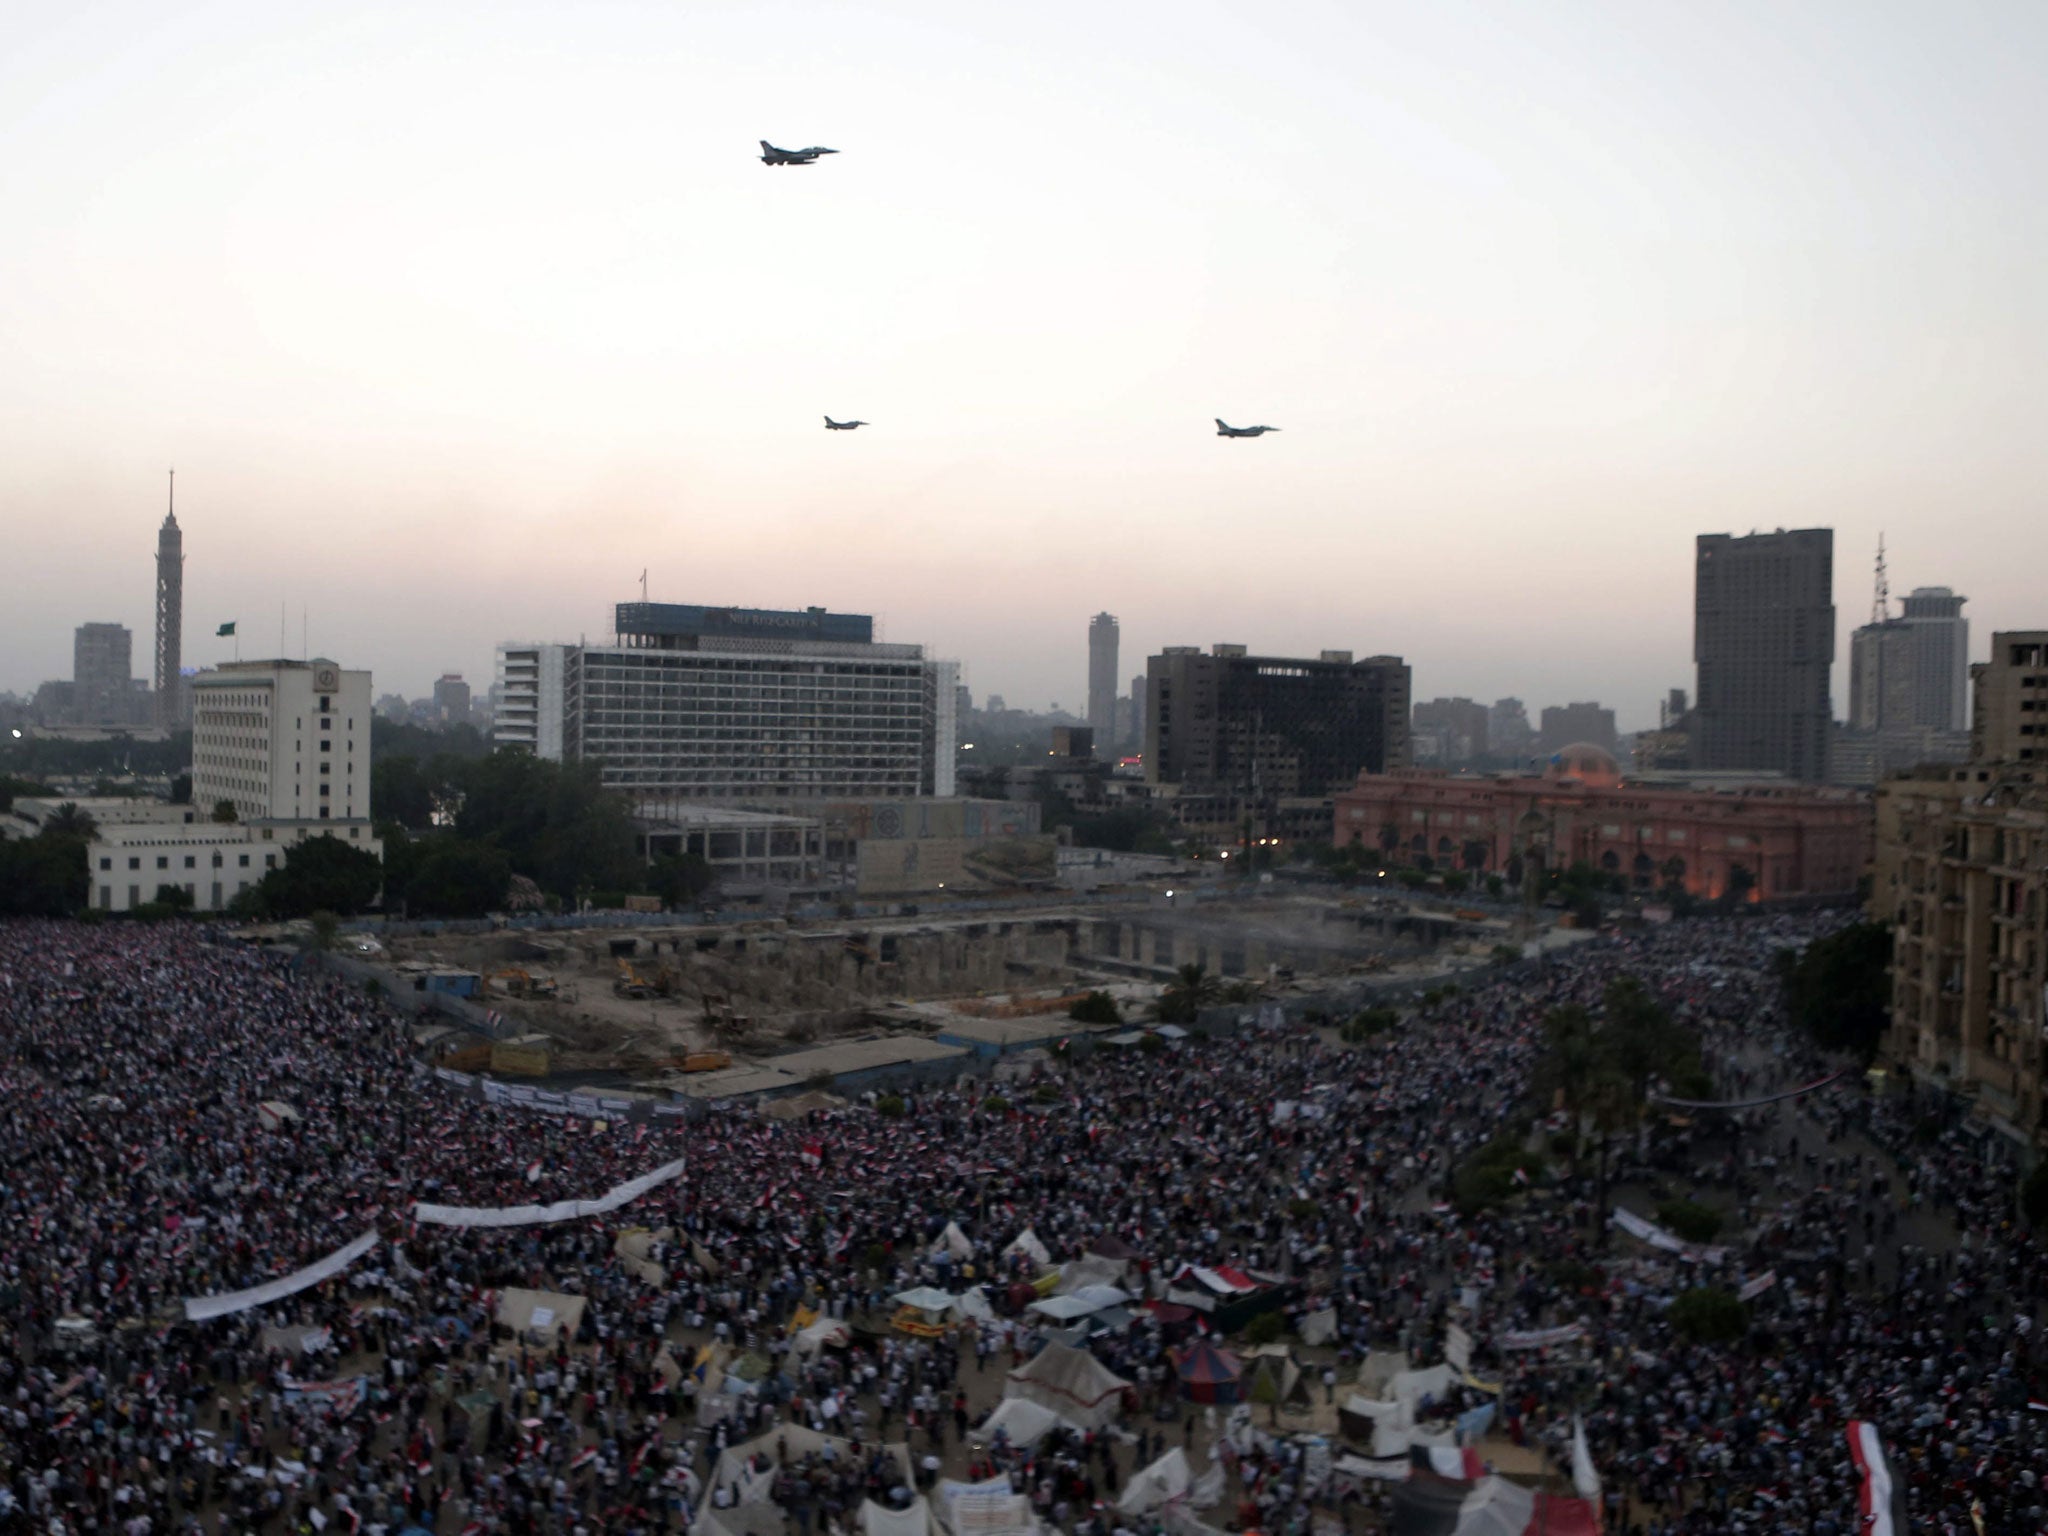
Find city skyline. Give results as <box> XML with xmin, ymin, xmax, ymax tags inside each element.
<box><xmin>3</xmin><ymin>1</ymin><xmax>2044</xmax><ymax>724</ymax></box>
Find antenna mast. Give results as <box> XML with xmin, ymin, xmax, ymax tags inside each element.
<box><xmin>1872</xmin><ymin>535</ymin><xmax>1889</xmax><ymax>624</ymax></box>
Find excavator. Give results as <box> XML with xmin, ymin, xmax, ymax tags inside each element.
<box><xmin>489</xmin><ymin>968</ymin><xmax>559</xmax><ymax>999</ymax></box>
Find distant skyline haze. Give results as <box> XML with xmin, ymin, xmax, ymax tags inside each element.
<box><xmin>2</xmin><ymin>0</ymin><xmax>2042</xmax><ymax>730</ymax></box>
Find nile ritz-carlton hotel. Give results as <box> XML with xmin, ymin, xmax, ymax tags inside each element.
<box><xmin>1333</xmin><ymin>744</ymin><xmax>1871</xmax><ymax>903</ymax></box>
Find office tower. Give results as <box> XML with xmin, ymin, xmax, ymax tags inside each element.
<box><xmin>154</xmin><ymin>485</ymin><xmax>184</xmax><ymax>732</ymax></box>
<box><xmin>561</xmin><ymin>602</ymin><xmax>957</xmax><ymax>802</ymax></box>
<box><xmin>1693</xmin><ymin>529</ymin><xmax>1835</xmax><ymax>781</ymax></box>
<box><xmin>1145</xmin><ymin>644</ymin><xmax>1410</xmax><ymax>795</ymax></box>
<box><xmin>493</xmin><ymin>644</ymin><xmax>570</xmax><ymax>759</ymax></box>
<box><xmin>1087</xmin><ymin>613</ymin><xmax>1119</xmax><ymax>751</ymax></box>
<box><xmin>1488</xmin><ymin>698</ymin><xmax>1533</xmax><ymax>760</ymax></box>
<box><xmin>1411</xmin><ymin>697</ymin><xmax>1489</xmax><ymax>764</ymax></box>
<box><xmin>1970</xmin><ymin>632</ymin><xmax>2048</xmax><ymax>764</ymax></box>
<box><xmin>1898</xmin><ymin>587</ymin><xmax>1969</xmax><ymax>731</ymax></box>
<box><xmin>432</xmin><ymin>673</ymin><xmax>471</xmax><ymax>725</ymax></box>
<box><xmin>72</xmin><ymin>623</ymin><xmax>133</xmax><ymax>725</ymax></box>
<box><xmin>189</xmin><ymin>658</ymin><xmax>374</xmax><ymax>824</ymax></box>
<box><xmin>1128</xmin><ymin>674</ymin><xmax>1147</xmax><ymax>750</ymax></box>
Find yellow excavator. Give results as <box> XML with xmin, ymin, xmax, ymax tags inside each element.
<box><xmin>489</xmin><ymin>968</ymin><xmax>559</xmax><ymax>999</ymax></box>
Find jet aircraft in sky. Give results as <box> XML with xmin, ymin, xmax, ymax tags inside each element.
<box><xmin>761</xmin><ymin>141</ymin><xmax>837</xmax><ymax>165</ymax></box>
<box><xmin>824</xmin><ymin>417</ymin><xmax>868</xmax><ymax>430</ymax></box>
<box><xmin>1216</xmin><ymin>419</ymin><xmax>1281</xmax><ymax>437</ymax></box>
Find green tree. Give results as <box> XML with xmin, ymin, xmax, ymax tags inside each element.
<box><xmin>1156</xmin><ymin>962</ymin><xmax>1222</xmax><ymax>1023</ymax></box>
<box><xmin>257</xmin><ymin>834</ymin><xmax>384</xmax><ymax>918</ymax></box>
<box><xmin>44</xmin><ymin>802</ymin><xmax>98</xmax><ymax>840</ymax></box>
<box><xmin>371</xmin><ymin>756</ymin><xmax>436</xmax><ymax>830</ymax></box>
<box><xmin>1777</xmin><ymin>922</ymin><xmax>1892</xmax><ymax>1061</ymax></box>
<box><xmin>151</xmin><ymin>883</ymin><xmax>195</xmax><ymax>912</ymax></box>
<box><xmin>0</xmin><ymin>831</ymin><xmax>89</xmax><ymax>917</ymax></box>
<box><xmin>403</xmin><ymin>835</ymin><xmax>512</xmax><ymax>918</ymax></box>
<box><xmin>0</xmin><ymin>776</ymin><xmax>55</xmax><ymax>815</ymax></box>
<box><xmin>1669</xmin><ymin>1287</ymin><xmax>1747</xmax><ymax>1344</ymax></box>
<box><xmin>1068</xmin><ymin>990</ymin><xmax>1121</xmax><ymax>1024</ymax></box>
<box><xmin>456</xmin><ymin>751</ymin><xmax>639</xmax><ymax>904</ymax></box>
<box><xmin>647</xmin><ymin>852</ymin><xmax>716</xmax><ymax>909</ymax></box>
<box><xmin>1721</xmin><ymin>862</ymin><xmax>1757</xmax><ymax>912</ymax></box>
<box><xmin>211</xmin><ymin>799</ymin><xmax>238</xmax><ymax>824</ymax></box>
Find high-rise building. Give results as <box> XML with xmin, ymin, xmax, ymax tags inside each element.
<box><xmin>1693</xmin><ymin>528</ymin><xmax>1835</xmax><ymax>782</ymax></box>
<box><xmin>1488</xmin><ymin>698</ymin><xmax>1533</xmax><ymax>761</ymax></box>
<box><xmin>1412</xmin><ymin>697</ymin><xmax>1489</xmax><ymax>764</ymax></box>
<box><xmin>432</xmin><ymin>673</ymin><xmax>471</xmax><ymax>725</ymax></box>
<box><xmin>557</xmin><ymin>602</ymin><xmax>957</xmax><ymax>804</ymax></box>
<box><xmin>1128</xmin><ymin>674</ymin><xmax>1147</xmax><ymax>751</ymax></box>
<box><xmin>72</xmin><ymin>623</ymin><xmax>133</xmax><ymax>725</ymax></box>
<box><xmin>190</xmin><ymin>658</ymin><xmax>374</xmax><ymax>824</ymax></box>
<box><xmin>154</xmin><ymin>486</ymin><xmax>184</xmax><ymax>732</ymax></box>
<box><xmin>493</xmin><ymin>644</ymin><xmax>570</xmax><ymax>759</ymax></box>
<box><xmin>1970</xmin><ymin>631</ymin><xmax>2048</xmax><ymax>765</ymax></box>
<box><xmin>1145</xmin><ymin>644</ymin><xmax>1410</xmax><ymax>796</ymax></box>
<box><xmin>1537</xmin><ymin>702</ymin><xmax>1618</xmax><ymax>757</ymax></box>
<box><xmin>1087</xmin><ymin>613</ymin><xmax>1119</xmax><ymax>750</ymax></box>
<box><xmin>1850</xmin><ymin>590</ymin><xmax>1970</xmax><ymax>733</ymax></box>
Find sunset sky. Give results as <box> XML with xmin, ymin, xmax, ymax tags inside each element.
<box><xmin>3</xmin><ymin>0</ymin><xmax>2043</xmax><ymax>727</ymax></box>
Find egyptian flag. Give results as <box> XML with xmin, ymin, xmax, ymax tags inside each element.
<box><xmin>1846</xmin><ymin>1421</ymin><xmax>1908</xmax><ymax>1536</ymax></box>
<box><xmin>524</xmin><ymin>1160</ymin><xmax>543</xmax><ymax>1184</ymax></box>
<box><xmin>571</xmin><ymin>1446</ymin><xmax>599</xmax><ymax>1473</ymax></box>
<box><xmin>1410</xmin><ymin>1446</ymin><xmax>1485</xmax><ymax>1481</ymax></box>
<box><xmin>801</xmin><ymin>1141</ymin><xmax>823</xmax><ymax>1169</ymax></box>
<box><xmin>1390</xmin><ymin>1475</ymin><xmax>1597</xmax><ymax>1536</ymax></box>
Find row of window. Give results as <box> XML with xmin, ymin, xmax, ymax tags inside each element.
<box><xmin>102</xmin><ymin>850</ymin><xmax>274</xmax><ymax>872</ymax></box>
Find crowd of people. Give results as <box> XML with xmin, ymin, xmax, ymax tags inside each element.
<box><xmin>0</xmin><ymin>911</ymin><xmax>2042</xmax><ymax>1536</ymax></box>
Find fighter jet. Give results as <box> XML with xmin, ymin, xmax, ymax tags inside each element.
<box><xmin>824</xmin><ymin>416</ymin><xmax>868</xmax><ymax>431</ymax></box>
<box><xmin>1216</xmin><ymin>419</ymin><xmax>1281</xmax><ymax>437</ymax></box>
<box><xmin>761</xmin><ymin>141</ymin><xmax>838</xmax><ymax>166</ymax></box>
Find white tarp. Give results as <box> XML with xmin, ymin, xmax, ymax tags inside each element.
<box><xmin>978</xmin><ymin>1396</ymin><xmax>1068</xmax><ymax>1449</ymax></box>
<box><xmin>415</xmin><ymin>1157</ymin><xmax>685</xmax><ymax>1228</ymax></box>
<box><xmin>1389</xmin><ymin>1364</ymin><xmax>1455</xmax><ymax>1415</ymax></box>
<box><xmin>1297</xmin><ymin>1306</ymin><xmax>1337</xmax><ymax>1347</ymax></box>
<box><xmin>1004</xmin><ymin>1229</ymin><xmax>1052</xmax><ymax>1267</ymax></box>
<box><xmin>259</xmin><ymin>1324</ymin><xmax>333</xmax><ymax>1355</ymax></box>
<box><xmin>1610</xmin><ymin>1206</ymin><xmax>1727</xmax><ymax>1265</ymax></box>
<box><xmin>1117</xmin><ymin>1449</ymin><xmax>1194</xmax><ymax>1515</ymax></box>
<box><xmin>951</xmin><ymin>1289</ymin><xmax>996</xmax><ymax>1325</ymax></box>
<box><xmin>1372</xmin><ymin>1419</ymin><xmax>1453</xmax><ymax>1459</ymax></box>
<box><xmin>184</xmin><ymin>1229</ymin><xmax>380</xmax><ymax>1321</ymax></box>
<box><xmin>1029</xmin><ymin>1285</ymin><xmax>1129</xmax><ymax>1322</ymax></box>
<box><xmin>862</xmin><ymin>1499</ymin><xmax>933</xmax><ymax>1536</ymax></box>
<box><xmin>937</xmin><ymin>1477</ymin><xmax>1032</xmax><ymax>1536</ymax></box>
<box><xmin>935</xmin><ymin>1221</ymin><xmax>975</xmax><ymax>1260</ymax></box>
<box><xmin>894</xmin><ymin>1286</ymin><xmax>957</xmax><ymax>1313</ymax></box>
<box><xmin>795</xmin><ymin>1317</ymin><xmax>852</xmax><ymax>1357</ymax></box>
<box><xmin>1053</xmin><ymin>1255</ymin><xmax>1128</xmax><ymax>1295</ymax></box>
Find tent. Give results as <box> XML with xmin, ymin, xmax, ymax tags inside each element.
<box><xmin>1388</xmin><ymin>1364</ymin><xmax>1456</xmax><ymax>1418</ymax></box>
<box><xmin>976</xmin><ymin>1396</ymin><xmax>1070</xmax><ymax>1450</ymax></box>
<box><xmin>1338</xmin><ymin>1394</ymin><xmax>1405</xmax><ymax>1446</ymax></box>
<box><xmin>1355</xmin><ymin>1350</ymin><xmax>1409</xmax><ymax>1397</ymax></box>
<box><xmin>1388</xmin><ymin>1474</ymin><xmax>1598</xmax><ymax>1536</ymax></box>
<box><xmin>1116</xmin><ymin>1448</ymin><xmax>1193</xmax><ymax>1515</ymax></box>
<box><xmin>496</xmin><ymin>1288</ymin><xmax>586</xmax><ymax>1343</ymax></box>
<box><xmin>794</xmin><ymin>1316</ymin><xmax>852</xmax><ymax>1357</ymax></box>
<box><xmin>950</xmin><ymin>1288</ymin><xmax>996</xmax><ymax>1326</ymax></box>
<box><xmin>1004</xmin><ymin>1342</ymin><xmax>1130</xmax><ymax>1429</ymax></box>
<box><xmin>1004</xmin><ymin>1229</ymin><xmax>1052</xmax><ymax>1267</ymax></box>
<box><xmin>1172</xmin><ymin>1340</ymin><xmax>1243</xmax><ymax>1404</ymax></box>
<box><xmin>1028</xmin><ymin>1285</ymin><xmax>1130</xmax><ymax>1323</ymax></box>
<box><xmin>1053</xmin><ymin>1255</ymin><xmax>1128</xmax><ymax>1295</ymax></box>
<box><xmin>934</xmin><ymin>1221</ymin><xmax>975</xmax><ymax>1260</ymax></box>
<box><xmin>615</xmin><ymin>1227</ymin><xmax>671</xmax><ymax>1288</ymax></box>
<box><xmin>1241</xmin><ymin>1345</ymin><xmax>1313</xmax><ymax>1410</ymax></box>
<box><xmin>713</xmin><ymin>1426</ymin><xmax>912</xmax><ymax>1509</ymax></box>
<box><xmin>935</xmin><ymin>1477</ymin><xmax>1036</xmax><ymax>1536</ymax></box>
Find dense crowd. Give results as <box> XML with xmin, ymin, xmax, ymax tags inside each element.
<box><xmin>0</xmin><ymin>913</ymin><xmax>2042</xmax><ymax>1536</ymax></box>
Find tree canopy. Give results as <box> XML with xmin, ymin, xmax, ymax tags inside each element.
<box><xmin>1777</xmin><ymin>922</ymin><xmax>1892</xmax><ymax>1061</ymax></box>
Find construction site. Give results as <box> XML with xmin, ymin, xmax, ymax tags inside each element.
<box><xmin>377</xmin><ymin>888</ymin><xmax>1530</xmax><ymax>1103</ymax></box>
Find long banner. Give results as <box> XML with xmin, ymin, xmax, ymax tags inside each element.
<box><xmin>1846</xmin><ymin>1421</ymin><xmax>1907</xmax><ymax>1536</ymax></box>
<box><xmin>1650</xmin><ymin>1072</ymin><xmax>1842</xmax><ymax>1110</ymax></box>
<box><xmin>1497</xmin><ymin>1323</ymin><xmax>1585</xmax><ymax>1352</ymax></box>
<box><xmin>413</xmin><ymin>1157</ymin><xmax>686</xmax><ymax>1229</ymax></box>
<box><xmin>184</xmin><ymin>1229</ymin><xmax>381</xmax><ymax>1322</ymax></box>
<box><xmin>1612</xmin><ymin>1206</ymin><xmax>1728</xmax><ymax>1265</ymax></box>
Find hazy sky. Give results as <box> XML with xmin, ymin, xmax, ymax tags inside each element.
<box><xmin>3</xmin><ymin>0</ymin><xmax>2042</xmax><ymax>729</ymax></box>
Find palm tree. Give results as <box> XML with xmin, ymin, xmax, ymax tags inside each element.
<box><xmin>45</xmin><ymin>802</ymin><xmax>97</xmax><ymax>840</ymax></box>
<box><xmin>1158</xmin><ymin>962</ymin><xmax>1222</xmax><ymax>1023</ymax></box>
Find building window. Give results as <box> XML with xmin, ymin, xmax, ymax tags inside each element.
<box><xmin>128</xmin><ymin>856</ymin><xmax>141</xmax><ymax>870</ymax></box>
<box><xmin>157</xmin><ymin>856</ymin><xmax>169</xmax><ymax>870</ymax></box>
<box><xmin>99</xmin><ymin>857</ymin><xmax>111</xmax><ymax>871</ymax></box>
<box><xmin>265</xmin><ymin>854</ymin><xmax>276</xmax><ymax>868</ymax></box>
<box><xmin>319</xmin><ymin>807</ymin><xmax>329</xmax><ymax>819</ymax></box>
<box><xmin>184</xmin><ymin>855</ymin><xmax>196</xmax><ymax>868</ymax></box>
<box><xmin>239</xmin><ymin>854</ymin><xmax>250</xmax><ymax>867</ymax></box>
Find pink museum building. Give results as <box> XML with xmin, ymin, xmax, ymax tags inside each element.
<box><xmin>1332</xmin><ymin>744</ymin><xmax>1871</xmax><ymax>902</ymax></box>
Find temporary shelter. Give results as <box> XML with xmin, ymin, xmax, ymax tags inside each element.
<box><xmin>495</xmin><ymin>1288</ymin><xmax>586</xmax><ymax>1344</ymax></box>
<box><xmin>1115</xmin><ymin>1449</ymin><xmax>1193</xmax><ymax>1515</ymax></box>
<box><xmin>1388</xmin><ymin>1475</ymin><xmax>1598</xmax><ymax>1536</ymax></box>
<box><xmin>1004</xmin><ymin>1229</ymin><xmax>1053</xmax><ymax>1267</ymax></box>
<box><xmin>861</xmin><ymin>1499</ymin><xmax>935</xmax><ymax>1536</ymax></box>
<box><xmin>892</xmin><ymin>1287</ymin><xmax>956</xmax><ymax>1338</ymax></box>
<box><xmin>1027</xmin><ymin>1285</ymin><xmax>1130</xmax><ymax>1323</ymax></box>
<box><xmin>950</xmin><ymin>1287</ymin><xmax>996</xmax><ymax>1326</ymax></box>
<box><xmin>934</xmin><ymin>1221</ymin><xmax>975</xmax><ymax>1260</ymax></box>
<box><xmin>1241</xmin><ymin>1345</ymin><xmax>1313</xmax><ymax>1410</ymax></box>
<box><xmin>1053</xmin><ymin>1255</ymin><xmax>1129</xmax><ymax>1295</ymax></box>
<box><xmin>976</xmin><ymin>1396</ymin><xmax>1069</xmax><ymax>1450</ymax></box>
<box><xmin>794</xmin><ymin>1316</ymin><xmax>852</xmax><ymax>1357</ymax></box>
<box><xmin>1171</xmin><ymin>1340</ymin><xmax>1243</xmax><ymax>1404</ymax></box>
<box><xmin>1003</xmin><ymin>1342</ymin><xmax>1130</xmax><ymax>1429</ymax></box>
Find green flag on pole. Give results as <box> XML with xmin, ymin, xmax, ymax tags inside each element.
<box><xmin>216</xmin><ymin>621</ymin><xmax>236</xmax><ymax>636</ymax></box>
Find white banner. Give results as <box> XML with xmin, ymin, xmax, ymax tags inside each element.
<box><xmin>1497</xmin><ymin>1323</ymin><xmax>1584</xmax><ymax>1352</ymax></box>
<box><xmin>413</xmin><ymin>1158</ymin><xmax>685</xmax><ymax>1229</ymax></box>
<box><xmin>184</xmin><ymin>1229</ymin><xmax>381</xmax><ymax>1322</ymax></box>
<box><xmin>1611</xmin><ymin>1206</ymin><xmax>1727</xmax><ymax>1265</ymax></box>
<box><xmin>1444</xmin><ymin>1323</ymin><xmax>1472</xmax><ymax>1373</ymax></box>
<box><xmin>1738</xmin><ymin>1270</ymin><xmax>1777</xmax><ymax>1302</ymax></box>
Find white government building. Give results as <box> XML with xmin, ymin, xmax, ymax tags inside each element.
<box><xmin>6</xmin><ymin>658</ymin><xmax>383</xmax><ymax>914</ymax></box>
